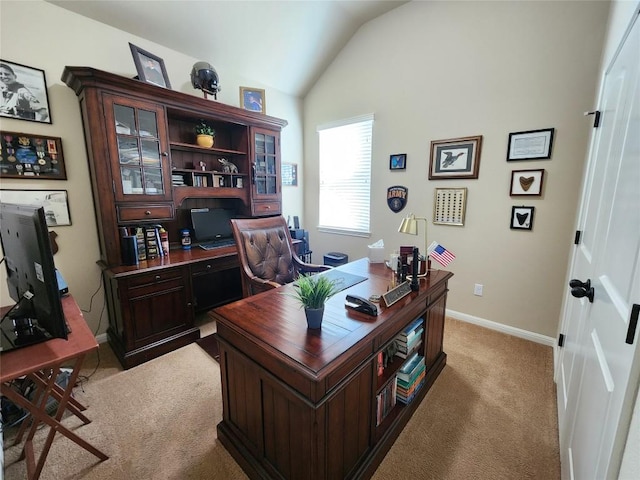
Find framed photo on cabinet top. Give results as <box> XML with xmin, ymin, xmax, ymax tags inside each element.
<box><xmin>510</xmin><ymin>169</ymin><xmax>545</xmax><ymax>196</ymax></box>
<box><xmin>510</xmin><ymin>205</ymin><xmax>535</xmax><ymax>231</ymax></box>
<box><xmin>507</xmin><ymin>128</ymin><xmax>554</xmax><ymax>161</ymax></box>
<box><xmin>0</xmin><ymin>60</ymin><xmax>52</xmax><ymax>123</ymax></box>
<box><xmin>240</xmin><ymin>87</ymin><xmax>265</xmax><ymax>113</ymax></box>
<box><xmin>429</xmin><ymin>135</ymin><xmax>482</xmax><ymax>180</ymax></box>
<box><xmin>390</xmin><ymin>153</ymin><xmax>406</xmax><ymax>170</ymax></box>
<box><xmin>0</xmin><ymin>131</ymin><xmax>66</xmax><ymax>179</ymax></box>
<box><xmin>129</xmin><ymin>43</ymin><xmax>172</xmax><ymax>89</ymax></box>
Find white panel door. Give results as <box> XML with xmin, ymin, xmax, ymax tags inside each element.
<box><xmin>557</xmin><ymin>10</ymin><xmax>640</xmax><ymax>480</ymax></box>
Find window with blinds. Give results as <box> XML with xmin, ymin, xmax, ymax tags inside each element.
<box><xmin>317</xmin><ymin>114</ymin><xmax>373</xmax><ymax>236</ymax></box>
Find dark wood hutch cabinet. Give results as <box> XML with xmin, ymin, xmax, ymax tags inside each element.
<box><xmin>62</xmin><ymin>66</ymin><xmax>288</xmax><ymax>368</ymax></box>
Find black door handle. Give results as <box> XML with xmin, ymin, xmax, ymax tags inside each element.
<box><xmin>570</xmin><ymin>278</ymin><xmax>591</xmax><ymax>289</ymax></box>
<box><xmin>570</xmin><ymin>278</ymin><xmax>594</xmax><ymax>303</ymax></box>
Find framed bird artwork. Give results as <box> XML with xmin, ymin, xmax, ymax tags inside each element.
<box><xmin>429</xmin><ymin>135</ymin><xmax>482</xmax><ymax>180</ymax></box>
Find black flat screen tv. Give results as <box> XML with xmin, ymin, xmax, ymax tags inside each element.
<box><xmin>0</xmin><ymin>202</ymin><xmax>67</xmax><ymax>352</ymax></box>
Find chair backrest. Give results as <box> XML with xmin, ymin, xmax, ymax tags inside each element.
<box><xmin>230</xmin><ymin>216</ymin><xmax>297</xmax><ymax>297</ymax></box>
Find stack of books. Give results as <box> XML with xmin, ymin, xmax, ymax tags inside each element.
<box><xmin>395</xmin><ymin>317</ymin><xmax>424</xmax><ymax>359</ymax></box>
<box><xmin>376</xmin><ymin>377</ymin><xmax>397</xmax><ymax>426</ymax></box>
<box><xmin>396</xmin><ymin>351</ymin><xmax>426</xmax><ymax>405</ymax></box>
<box><xmin>172</xmin><ymin>173</ymin><xmax>186</xmax><ymax>186</ymax></box>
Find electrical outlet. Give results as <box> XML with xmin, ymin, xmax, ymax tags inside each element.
<box><xmin>474</xmin><ymin>284</ymin><xmax>483</xmax><ymax>296</ymax></box>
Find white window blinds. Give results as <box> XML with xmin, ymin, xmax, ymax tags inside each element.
<box><xmin>317</xmin><ymin>114</ymin><xmax>373</xmax><ymax>236</ymax></box>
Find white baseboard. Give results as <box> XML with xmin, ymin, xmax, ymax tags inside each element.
<box><xmin>446</xmin><ymin>309</ymin><xmax>556</xmax><ymax>347</ymax></box>
<box><xmin>96</xmin><ymin>332</ymin><xmax>108</xmax><ymax>344</ymax></box>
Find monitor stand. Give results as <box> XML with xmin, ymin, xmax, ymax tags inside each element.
<box><xmin>0</xmin><ymin>316</ymin><xmax>52</xmax><ymax>353</ymax></box>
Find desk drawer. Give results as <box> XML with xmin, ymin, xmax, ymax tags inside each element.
<box><xmin>252</xmin><ymin>201</ymin><xmax>281</xmax><ymax>216</ymax></box>
<box><xmin>191</xmin><ymin>256</ymin><xmax>239</xmax><ymax>275</ymax></box>
<box><xmin>125</xmin><ymin>268</ymin><xmax>184</xmax><ymax>289</ymax></box>
<box><xmin>117</xmin><ymin>203</ymin><xmax>174</xmax><ymax>223</ymax></box>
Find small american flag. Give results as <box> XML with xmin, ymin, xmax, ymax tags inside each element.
<box><xmin>427</xmin><ymin>241</ymin><xmax>456</xmax><ymax>267</ymax></box>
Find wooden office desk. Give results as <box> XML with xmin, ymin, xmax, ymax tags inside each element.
<box><xmin>211</xmin><ymin>258</ymin><xmax>453</xmax><ymax>480</ymax></box>
<box><xmin>1</xmin><ymin>295</ymin><xmax>108</xmax><ymax>480</ymax></box>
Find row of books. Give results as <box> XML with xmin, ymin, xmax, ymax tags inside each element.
<box><xmin>376</xmin><ymin>377</ymin><xmax>397</xmax><ymax>426</ymax></box>
<box><xmin>396</xmin><ymin>352</ymin><xmax>426</xmax><ymax>405</ymax></box>
<box><xmin>119</xmin><ymin>225</ymin><xmax>168</xmax><ymax>261</ymax></box>
<box><xmin>395</xmin><ymin>317</ymin><xmax>424</xmax><ymax>359</ymax></box>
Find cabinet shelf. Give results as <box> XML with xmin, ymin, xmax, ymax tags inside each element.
<box><xmin>173</xmin><ymin>168</ymin><xmax>247</xmax><ymax>177</ymax></box>
<box><xmin>170</xmin><ymin>141</ymin><xmax>246</xmax><ymax>156</ymax></box>
<box><xmin>173</xmin><ymin>185</ymin><xmax>249</xmax><ymax>206</ymax></box>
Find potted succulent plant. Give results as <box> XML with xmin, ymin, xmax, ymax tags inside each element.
<box><xmin>195</xmin><ymin>120</ymin><xmax>215</xmax><ymax>148</ymax></box>
<box><xmin>290</xmin><ymin>274</ymin><xmax>340</xmax><ymax>329</ymax></box>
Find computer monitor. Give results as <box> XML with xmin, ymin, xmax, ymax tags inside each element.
<box><xmin>190</xmin><ymin>208</ymin><xmax>235</xmax><ymax>242</ymax></box>
<box><xmin>0</xmin><ymin>203</ymin><xmax>67</xmax><ymax>352</ymax></box>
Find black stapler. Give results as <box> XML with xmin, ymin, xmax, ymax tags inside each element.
<box><xmin>345</xmin><ymin>294</ymin><xmax>378</xmax><ymax>316</ymax></box>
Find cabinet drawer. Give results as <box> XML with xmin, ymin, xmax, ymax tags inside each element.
<box><xmin>252</xmin><ymin>201</ymin><xmax>281</xmax><ymax>215</ymax></box>
<box><xmin>117</xmin><ymin>203</ymin><xmax>174</xmax><ymax>223</ymax></box>
<box><xmin>126</xmin><ymin>268</ymin><xmax>185</xmax><ymax>289</ymax></box>
<box><xmin>191</xmin><ymin>256</ymin><xmax>239</xmax><ymax>275</ymax></box>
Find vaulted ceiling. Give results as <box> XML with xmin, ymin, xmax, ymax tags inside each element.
<box><xmin>47</xmin><ymin>0</ymin><xmax>408</xmax><ymax>97</ymax></box>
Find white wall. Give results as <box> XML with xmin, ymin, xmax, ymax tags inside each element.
<box><xmin>0</xmin><ymin>0</ymin><xmax>304</xmax><ymax>335</ymax></box>
<box><xmin>303</xmin><ymin>0</ymin><xmax>610</xmax><ymax>338</ymax></box>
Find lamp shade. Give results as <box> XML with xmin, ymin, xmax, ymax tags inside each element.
<box><xmin>398</xmin><ymin>214</ymin><xmax>418</xmax><ymax>235</ymax></box>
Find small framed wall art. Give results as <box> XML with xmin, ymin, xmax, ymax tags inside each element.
<box><xmin>433</xmin><ymin>187</ymin><xmax>467</xmax><ymax>226</ymax></box>
<box><xmin>510</xmin><ymin>169</ymin><xmax>545</xmax><ymax>196</ymax></box>
<box><xmin>282</xmin><ymin>163</ymin><xmax>298</xmax><ymax>186</ymax></box>
<box><xmin>510</xmin><ymin>206</ymin><xmax>535</xmax><ymax>231</ymax></box>
<box><xmin>240</xmin><ymin>87</ymin><xmax>265</xmax><ymax>113</ymax></box>
<box><xmin>507</xmin><ymin>128</ymin><xmax>554</xmax><ymax>161</ymax></box>
<box><xmin>429</xmin><ymin>135</ymin><xmax>482</xmax><ymax>180</ymax></box>
<box><xmin>390</xmin><ymin>153</ymin><xmax>406</xmax><ymax>170</ymax></box>
<box><xmin>1</xmin><ymin>131</ymin><xmax>66</xmax><ymax>179</ymax></box>
<box><xmin>0</xmin><ymin>189</ymin><xmax>71</xmax><ymax>226</ymax></box>
<box><xmin>0</xmin><ymin>60</ymin><xmax>52</xmax><ymax>123</ymax></box>
<box><xmin>129</xmin><ymin>43</ymin><xmax>172</xmax><ymax>89</ymax></box>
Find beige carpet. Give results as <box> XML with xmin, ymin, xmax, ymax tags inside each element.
<box><xmin>2</xmin><ymin>318</ymin><xmax>559</xmax><ymax>479</ymax></box>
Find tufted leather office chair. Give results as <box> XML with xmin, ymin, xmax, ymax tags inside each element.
<box><xmin>230</xmin><ymin>215</ymin><xmax>331</xmax><ymax>298</ymax></box>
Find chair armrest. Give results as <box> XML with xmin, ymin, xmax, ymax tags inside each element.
<box><xmin>293</xmin><ymin>256</ymin><xmax>332</xmax><ymax>275</ymax></box>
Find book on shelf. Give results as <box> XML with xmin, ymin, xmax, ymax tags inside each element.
<box><xmin>144</xmin><ymin>226</ymin><xmax>161</xmax><ymax>259</ymax></box>
<box><xmin>396</xmin><ymin>339</ymin><xmax>422</xmax><ymax>359</ymax></box>
<box><xmin>397</xmin><ymin>355</ymin><xmax>425</xmax><ymax>383</ymax></box>
<box><xmin>397</xmin><ymin>362</ymin><xmax>426</xmax><ymax>387</ymax></box>
<box><xmin>397</xmin><ymin>376</ymin><xmax>426</xmax><ymax>405</ymax></box>
<box><xmin>398</xmin><ymin>317</ymin><xmax>424</xmax><ymax>339</ymax></box>
<box><xmin>396</xmin><ymin>326</ymin><xmax>424</xmax><ymax>352</ymax></box>
<box><xmin>134</xmin><ymin>227</ymin><xmax>147</xmax><ymax>261</ymax></box>
<box><xmin>376</xmin><ymin>376</ymin><xmax>397</xmax><ymax>426</ymax></box>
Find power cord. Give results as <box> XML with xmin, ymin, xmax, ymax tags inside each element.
<box><xmin>76</xmin><ymin>271</ymin><xmax>107</xmax><ymax>382</ymax></box>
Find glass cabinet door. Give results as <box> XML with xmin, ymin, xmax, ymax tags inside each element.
<box><xmin>253</xmin><ymin>129</ymin><xmax>279</xmax><ymax>197</ymax></box>
<box><xmin>104</xmin><ymin>95</ymin><xmax>171</xmax><ymax>201</ymax></box>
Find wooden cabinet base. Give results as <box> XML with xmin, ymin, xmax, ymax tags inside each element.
<box><xmin>107</xmin><ymin>326</ymin><xmax>200</xmax><ymax>369</ymax></box>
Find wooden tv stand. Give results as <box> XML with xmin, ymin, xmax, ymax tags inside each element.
<box><xmin>210</xmin><ymin>258</ymin><xmax>453</xmax><ymax>479</ymax></box>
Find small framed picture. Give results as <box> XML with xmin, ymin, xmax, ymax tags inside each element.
<box><xmin>282</xmin><ymin>163</ymin><xmax>298</xmax><ymax>186</ymax></box>
<box><xmin>240</xmin><ymin>87</ymin><xmax>266</xmax><ymax>113</ymax></box>
<box><xmin>510</xmin><ymin>169</ymin><xmax>545</xmax><ymax>196</ymax></box>
<box><xmin>0</xmin><ymin>189</ymin><xmax>71</xmax><ymax>226</ymax></box>
<box><xmin>129</xmin><ymin>43</ymin><xmax>171</xmax><ymax>89</ymax></box>
<box><xmin>429</xmin><ymin>135</ymin><xmax>482</xmax><ymax>180</ymax></box>
<box><xmin>390</xmin><ymin>154</ymin><xmax>406</xmax><ymax>170</ymax></box>
<box><xmin>507</xmin><ymin>128</ymin><xmax>554</xmax><ymax>161</ymax></box>
<box><xmin>510</xmin><ymin>206</ymin><xmax>535</xmax><ymax>231</ymax></box>
<box><xmin>1</xmin><ymin>131</ymin><xmax>67</xmax><ymax>179</ymax></box>
<box><xmin>434</xmin><ymin>187</ymin><xmax>467</xmax><ymax>226</ymax></box>
<box><xmin>0</xmin><ymin>60</ymin><xmax>52</xmax><ymax>123</ymax></box>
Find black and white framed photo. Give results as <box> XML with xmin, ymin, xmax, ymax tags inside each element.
<box><xmin>390</xmin><ymin>153</ymin><xmax>406</xmax><ymax>170</ymax></box>
<box><xmin>0</xmin><ymin>60</ymin><xmax>52</xmax><ymax>123</ymax></box>
<box><xmin>507</xmin><ymin>128</ymin><xmax>554</xmax><ymax>161</ymax></box>
<box><xmin>129</xmin><ymin>43</ymin><xmax>172</xmax><ymax>89</ymax></box>
<box><xmin>510</xmin><ymin>206</ymin><xmax>535</xmax><ymax>231</ymax></box>
<box><xmin>510</xmin><ymin>169</ymin><xmax>545</xmax><ymax>196</ymax></box>
<box><xmin>0</xmin><ymin>189</ymin><xmax>71</xmax><ymax>226</ymax></box>
<box><xmin>429</xmin><ymin>135</ymin><xmax>482</xmax><ymax>179</ymax></box>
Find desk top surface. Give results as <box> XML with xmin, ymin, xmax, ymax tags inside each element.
<box><xmin>1</xmin><ymin>295</ymin><xmax>98</xmax><ymax>382</ymax></box>
<box><xmin>212</xmin><ymin>258</ymin><xmax>452</xmax><ymax>377</ymax></box>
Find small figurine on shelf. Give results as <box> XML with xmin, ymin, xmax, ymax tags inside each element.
<box><xmin>199</xmin><ymin>161</ymin><xmax>206</xmax><ymax>171</ymax></box>
<box><xmin>218</xmin><ymin>158</ymin><xmax>238</xmax><ymax>173</ymax></box>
